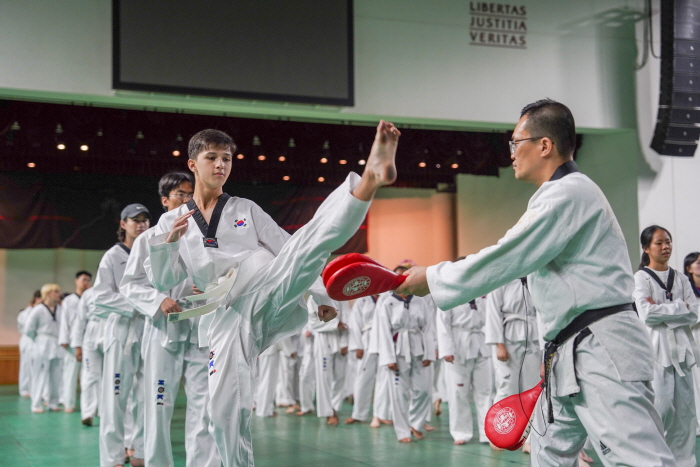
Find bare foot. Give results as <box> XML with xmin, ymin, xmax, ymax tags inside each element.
<box><xmin>126</xmin><ymin>449</ymin><xmax>135</xmax><ymax>458</ymax></box>
<box><xmin>434</xmin><ymin>399</ymin><xmax>442</xmax><ymax>416</ymax></box>
<box><xmin>522</xmin><ymin>442</ymin><xmax>531</xmax><ymax>454</ymax></box>
<box><xmin>490</xmin><ymin>442</ymin><xmax>504</xmax><ymax>451</ymax></box>
<box><xmin>399</xmin><ymin>437</ymin><xmax>412</xmax><ymax>443</ymax></box>
<box><xmin>269</xmin><ymin>411</ymin><xmax>278</xmax><ymax>417</ymax></box>
<box><xmin>353</xmin><ymin>120</ymin><xmax>401</xmax><ymax>201</ymax></box>
<box><xmin>285</xmin><ymin>404</ymin><xmax>300</xmax><ymax>414</ymax></box>
<box><xmin>32</xmin><ymin>408</ymin><xmax>45</xmax><ymax>414</ymax></box>
<box><xmin>64</xmin><ymin>408</ymin><xmax>74</xmax><ymax>413</ymax></box>
<box><xmin>327</xmin><ymin>415</ymin><xmax>339</xmax><ymax>425</ymax></box>
<box><xmin>345</xmin><ymin>417</ymin><xmax>361</xmax><ymax>424</ymax></box>
<box><xmin>370</xmin><ymin>416</ymin><xmax>381</xmax><ymax>428</ymax></box>
<box><xmin>410</xmin><ymin>427</ymin><xmax>424</xmax><ymax>439</ymax></box>
<box><xmin>423</xmin><ymin>423</ymin><xmax>435</xmax><ymax>432</ymax></box>
<box><xmin>130</xmin><ymin>458</ymin><xmax>145</xmax><ymax>467</ymax></box>
<box><xmin>579</xmin><ymin>449</ymin><xmax>594</xmax><ymax>463</ymax></box>
<box><xmin>453</xmin><ymin>440</ymin><xmax>467</xmax><ymax>445</ymax></box>
<box><xmin>379</xmin><ymin>418</ymin><xmax>393</xmax><ymax>425</ymax></box>
<box><xmin>295</xmin><ymin>410</ymin><xmax>312</xmax><ymax>416</ymax></box>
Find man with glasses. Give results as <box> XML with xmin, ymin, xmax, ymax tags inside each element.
<box><xmin>120</xmin><ymin>171</ymin><xmax>220</xmax><ymax>467</ymax></box>
<box><xmin>397</xmin><ymin>99</ymin><xmax>675</xmax><ymax>466</ymax></box>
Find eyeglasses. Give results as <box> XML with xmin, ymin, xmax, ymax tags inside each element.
<box><xmin>169</xmin><ymin>192</ymin><xmax>194</xmax><ymax>201</ymax></box>
<box><xmin>509</xmin><ymin>136</ymin><xmax>546</xmax><ymax>155</ymax></box>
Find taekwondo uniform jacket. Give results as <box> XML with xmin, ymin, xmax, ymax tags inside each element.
<box><xmin>377</xmin><ymin>294</ymin><xmax>436</xmax><ymax>367</ymax></box>
<box><xmin>436</xmin><ymin>296</ymin><xmax>490</xmax><ymax>363</ymax></box>
<box><xmin>484</xmin><ymin>279</ymin><xmax>539</xmax><ymax>347</ymax></box>
<box><xmin>26</xmin><ymin>303</ymin><xmax>62</xmax><ymax>361</ymax></box>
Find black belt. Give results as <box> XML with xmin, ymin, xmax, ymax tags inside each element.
<box><xmin>543</xmin><ymin>303</ymin><xmax>635</xmax><ymax>423</ymax></box>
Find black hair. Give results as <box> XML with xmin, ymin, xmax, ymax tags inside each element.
<box><xmin>117</xmin><ymin>225</ymin><xmax>126</xmax><ymax>242</ymax></box>
<box><xmin>639</xmin><ymin>225</ymin><xmax>672</xmax><ymax>270</ymax></box>
<box><xmin>188</xmin><ymin>129</ymin><xmax>237</xmax><ymax>160</ymax></box>
<box><xmin>75</xmin><ymin>270</ymin><xmax>92</xmax><ymax>279</ymax></box>
<box><xmin>520</xmin><ymin>98</ymin><xmax>576</xmax><ymax>158</ymax></box>
<box><xmin>158</xmin><ymin>171</ymin><xmax>195</xmax><ymax>198</ymax></box>
<box><xmin>684</xmin><ymin>252</ymin><xmax>700</xmax><ymax>297</ymax></box>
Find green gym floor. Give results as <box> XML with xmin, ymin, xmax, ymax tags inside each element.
<box><xmin>1</xmin><ymin>384</ymin><xmax>695</xmax><ymax>467</ymax></box>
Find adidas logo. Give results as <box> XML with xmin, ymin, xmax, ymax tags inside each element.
<box><xmin>599</xmin><ymin>440</ymin><xmax>610</xmax><ymax>455</ymax></box>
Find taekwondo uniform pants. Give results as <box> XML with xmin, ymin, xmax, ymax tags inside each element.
<box><xmin>373</xmin><ymin>359</ymin><xmax>392</xmax><ymax>421</ymax></box>
<box><xmin>351</xmin><ymin>352</ymin><xmax>378</xmax><ymax>421</ymax></box>
<box><xmin>652</xmin><ymin>362</ymin><xmax>697</xmax><ymax>467</ymax></box>
<box><xmin>100</xmin><ymin>329</ymin><xmax>144</xmax><ymax>467</ymax></box>
<box><xmin>492</xmin><ymin>340</ymin><xmax>541</xmax><ymax>403</ymax></box>
<box><xmin>388</xmin><ymin>356</ymin><xmax>431</xmax><ymax>440</ymax></box>
<box><xmin>344</xmin><ymin>351</ymin><xmax>358</xmax><ymax>398</ymax></box>
<box><xmin>255</xmin><ymin>348</ymin><xmax>280</xmax><ymax>417</ymax></box>
<box><xmin>444</xmin><ymin>355</ymin><xmax>493</xmax><ymax>442</ymax></box>
<box><xmin>276</xmin><ymin>353</ymin><xmax>299</xmax><ymax>406</ymax></box>
<box><xmin>298</xmin><ymin>343</ymin><xmax>316</xmax><ymax>413</ymax></box>
<box><xmin>19</xmin><ymin>335</ymin><xmax>32</xmax><ymax>396</ymax></box>
<box><xmin>206</xmin><ymin>173</ymin><xmax>370</xmax><ymax>467</ymax></box>
<box><xmin>315</xmin><ymin>350</ymin><xmax>347</xmax><ymax>417</ymax></box>
<box><xmin>142</xmin><ymin>330</ymin><xmax>219</xmax><ymax>467</ymax></box>
<box><xmin>61</xmin><ymin>347</ymin><xmax>81</xmax><ymax>411</ymax></box>
<box><xmin>31</xmin><ymin>354</ymin><xmax>61</xmax><ymax>411</ymax></box>
<box><xmin>531</xmin><ymin>333</ymin><xmax>675</xmax><ymax>467</ymax></box>
<box><xmin>81</xmin><ymin>343</ymin><xmax>103</xmax><ymax>420</ymax></box>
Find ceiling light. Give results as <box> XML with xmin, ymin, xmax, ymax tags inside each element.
<box><xmin>451</xmin><ymin>163</ymin><xmax>459</xmax><ymax>169</ymax></box>
<box><xmin>278</xmin><ymin>156</ymin><xmax>286</xmax><ymax>162</ymax></box>
<box><xmin>237</xmin><ymin>154</ymin><xmax>244</xmax><ymax>159</ymax></box>
<box><xmin>435</xmin><ymin>163</ymin><xmax>441</xmax><ymax>168</ymax></box>
<box><xmin>11</xmin><ymin>121</ymin><xmax>20</xmax><ymax>131</ymax></box>
<box><xmin>358</xmin><ymin>159</ymin><xmax>366</xmax><ymax>165</ymax></box>
<box><xmin>339</xmin><ymin>160</ymin><xmax>347</xmax><ymax>165</ymax></box>
<box><xmin>27</xmin><ymin>162</ymin><xmax>36</xmax><ymax>168</ymax></box>
<box><xmin>57</xmin><ymin>143</ymin><xmax>66</xmax><ymax>150</ymax></box>
<box><xmin>318</xmin><ymin>176</ymin><xmax>325</xmax><ymax>182</ymax></box>
<box><xmin>320</xmin><ymin>158</ymin><xmax>328</xmax><ymax>164</ymax></box>
<box><xmin>172</xmin><ymin>150</ymin><xmax>181</xmax><ymax>157</ymax></box>
<box><xmin>80</xmin><ymin>145</ymin><xmax>89</xmax><ymax>151</ymax></box>
<box><xmin>283</xmin><ymin>175</ymin><xmax>290</xmax><ymax>181</ymax></box>
<box><xmin>258</xmin><ymin>155</ymin><xmax>266</xmax><ymax>161</ymax></box>
<box><xmin>418</xmin><ymin>162</ymin><xmax>427</xmax><ymax>168</ymax></box>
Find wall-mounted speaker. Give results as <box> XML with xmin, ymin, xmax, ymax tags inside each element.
<box><xmin>651</xmin><ymin>0</ymin><xmax>700</xmax><ymax>156</ymax></box>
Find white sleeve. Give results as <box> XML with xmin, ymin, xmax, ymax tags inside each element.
<box><xmin>377</xmin><ymin>302</ymin><xmax>397</xmax><ymax>367</ymax></box>
<box><xmin>25</xmin><ymin>308</ymin><xmax>38</xmax><ymax>340</ymax></box>
<box><xmin>422</xmin><ymin>303</ymin><xmax>436</xmax><ymax>361</ymax></box>
<box><xmin>427</xmin><ymin>197</ymin><xmax>574</xmax><ymax>311</ymax></box>
<box><xmin>58</xmin><ymin>302</ymin><xmax>71</xmax><ymax>345</ymax></box>
<box><xmin>634</xmin><ymin>273</ymin><xmax>697</xmax><ymax>328</ymax></box>
<box><xmin>485</xmin><ymin>286</ymin><xmax>506</xmax><ymax>345</ymax></box>
<box><xmin>121</xmin><ymin>234</ymin><xmax>169</xmax><ymax>320</ymax></box>
<box><xmin>436</xmin><ymin>308</ymin><xmax>454</xmax><ymax>359</ymax></box>
<box><xmin>348</xmin><ymin>299</ymin><xmax>364</xmax><ymax>351</ymax></box>
<box><xmin>147</xmin><ymin>234</ymin><xmax>190</xmax><ymax>293</ymax></box>
<box><xmin>93</xmin><ymin>252</ymin><xmax>134</xmax><ymax>318</ymax></box>
<box><xmin>71</xmin><ymin>296</ymin><xmax>88</xmax><ymax>348</ymax></box>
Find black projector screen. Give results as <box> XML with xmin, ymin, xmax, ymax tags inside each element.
<box><xmin>113</xmin><ymin>0</ymin><xmax>354</xmax><ymax>106</ymax></box>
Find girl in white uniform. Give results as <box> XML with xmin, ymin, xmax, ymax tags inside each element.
<box><xmin>683</xmin><ymin>251</ymin><xmax>700</xmax><ymax>436</ymax></box>
<box><xmin>25</xmin><ymin>284</ymin><xmax>63</xmax><ymax>413</ymax></box>
<box><xmin>634</xmin><ymin>225</ymin><xmax>699</xmax><ymax>467</ymax></box>
<box><xmin>296</xmin><ymin>308</ymin><xmax>317</xmax><ymax>416</ymax></box>
<box><xmin>147</xmin><ymin>121</ymin><xmax>400</xmax><ymax>467</ymax></box>
<box><xmin>71</xmin><ymin>286</ymin><xmax>101</xmax><ymax>426</ymax></box>
<box><xmin>58</xmin><ymin>271</ymin><xmax>92</xmax><ymax>413</ymax></box>
<box><xmin>17</xmin><ymin>290</ymin><xmax>41</xmax><ymax>397</ymax></box>
<box><xmin>93</xmin><ymin>203</ymin><xmax>150</xmax><ymax>467</ymax></box>
<box><xmin>437</xmin><ymin>295</ymin><xmax>493</xmax><ymax>444</ymax></box>
<box><xmin>377</xmin><ymin>292</ymin><xmax>436</xmax><ymax>442</ymax></box>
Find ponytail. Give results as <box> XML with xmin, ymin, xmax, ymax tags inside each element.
<box><xmin>639</xmin><ymin>225</ymin><xmax>672</xmax><ymax>270</ymax></box>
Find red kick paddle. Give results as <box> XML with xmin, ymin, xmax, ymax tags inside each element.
<box><xmin>484</xmin><ymin>380</ymin><xmax>544</xmax><ymax>450</ymax></box>
<box><xmin>323</xmin><ymin>253</ymin><xmax>406</xmax><ymax>301</ymax></box>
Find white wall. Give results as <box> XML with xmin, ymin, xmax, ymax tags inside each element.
<box><xmin>634</xmin><ymin>0</ymin><xmax>700</xmax><ymax>271</ymax></box>
<box><xmin>0</xmin><ymin>0</ymin><xmax>644</xmax><ymax>130</ymax></box>
<box><xmin>0</xmin><ymin>249</ymin><xmax>104</xmax><ymax>345</ymax></box>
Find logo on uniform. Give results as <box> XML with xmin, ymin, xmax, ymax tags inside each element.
<box><xmin>209</xmin><ymin>359</ymin><xmax>216</xmax><ymax>376</ymax></box>
<box><xmin>114</xmin><ymin>373</ymin><xmax>121</xmax><ymax>395</ymax></box>
<box><xmin>600</xmin><ymin>441</ymin><xmax>610</xmax><ymax>455</ymax></box>
<box><xmin>343</xmin><ymin>276</ymin><xmax>371</xmax><ymax>296</ymax></box>
<box><xmin>203</xmin><ymin>237</ymin><xmax>219</xmax><ymax>248</ymax></box>
<box><xmin>493</xmin><ymin>407</ymin><xmax>517</xmax><ymax>434</ymax></box>
<box><xmin>234</xmin><ymin>218</ymin><xmax>248</xmax><ymax>228</ymax></box>
<box><xmin>156</xmin><ymin>379</ymin><xmax>166</xmax><ymax>405</ymax></box>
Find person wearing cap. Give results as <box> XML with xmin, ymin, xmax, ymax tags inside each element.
<box><xmin>120</xmin><ymin>171</ymin><xmax>220</xmax><ymax>467</ymax></box>
<box><xmin>146</xmin><ymin>121</ymin><xmax>400</xmax><ymax>467</ymax></box>
<box><xmin>93</xmin><ymin>202</ymin><xmax>150</xmax><ymax>467</ymax></box>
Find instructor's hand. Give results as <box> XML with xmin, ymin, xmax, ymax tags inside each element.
<box><xmin>496</xmin><ymin>343</ymin><xmax>509</xmax><ymax>362</ymax></box>
<box><xmin>166</xmin><ymin>210</ymin><xmax>194</xmax><ymax>243</ymax></box>
<box><xmin>160</xmin><ymin>297</ymin><xmax>182</xmax><ymax>316</ymax></box>
<box><xmin>318</xmin><ymin>305</ymin><xmax>337</xmax><ymax>322</ymax></box>
<box><xmin>394</xmin><ymin>266</ymin><xmax>430</xmax><ymax>297</ymax></box>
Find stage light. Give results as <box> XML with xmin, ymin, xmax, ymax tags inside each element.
<box><xmin>278</xmin><ymin>156</ymin><xmax>286</xmax><ymax>162</ymax></box>
<box><xmin>283</xmin><ymin>175</ymin><xmax>290</xmax><ymax>181</ymax></box>
<box><xmin>320</xmin><ymin>158</ymin><xmax>328</xmax><ymax>164</ymax></box>
<box><xmin>57</xmin><ymin>143</ymin><xmax>66</xmax><ymax>150</ymax></box>
<box><xmin>258</xmin><ymin>155</ymin><xmax>266</xmax><ymax>161</ymax></box>
<box><xmin>172</xmin><ymin>150</ymin><xmax>181</xmax><ymax>157</ymax></box>
<box><xmin>237</xmin><ymin>154</ymin><xmax>244</xmax><ymax>160</ymax></box>
<box><xmin>358</xmin><ymin>159</ymin><xmax>366</xmax><ymax>165</ymax></box>
<box><xmin>80</xmin><ymin>145</ymin><xmax>89</xmax><ymax>151</ymax></box>
<box><xmin>339</xmin><ymin>160</ymin><xmax>347</xmax><ymax>165</ymax></box>
<box><xmin>318</xmin><ymin>176</ymin><xmax>325</xmax><ymax>182</ymax></box>
<box><xmin>27</xmin><ymin>162</ymin><xmax>36</xmax><ymax>168</ymax></box>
